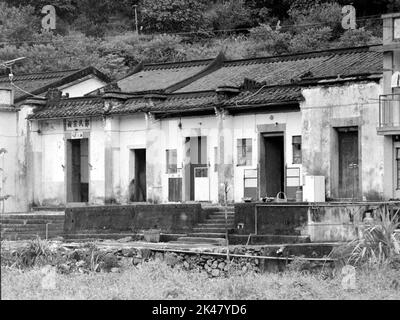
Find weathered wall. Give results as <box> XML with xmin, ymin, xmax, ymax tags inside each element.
<box><xmin>0</xmin><ymin>76</ymin><xmax>107</xmax><ymax>213</ymax></box>
<box><xmin>234</xmin><ymin>202</ymin><xmax>382</xmax><ymax>242</ymax></box>
<box><xmin>118</xmin><ymin>114</ymin><xmax>146</xmax><ymax>203</ymax></box>
<box><xmin>64</xmin><ymin>203</ymin><xmax>204</xmax><ymax>234</ymax></box>
<box><xmin>235</xmin><ymin>203</ymin><xmax>309</xmax><ymax>235</ymax></box>
<box><xmin>301</xmin><ymin>81</ymin><xmax>384</xmax><ymax>200</ymax></box>
<box><xmin>0</xmin><ymin>110</ymin><xmax>18</xmax><ymax>212</ymax></box>
<box><xmin>60</xmin><ymin>77</ymin><xmax>106</xmax><ymax>98</ymax></box>
<box><xmin>232</xmin><ymin>111</ymin><xmax>302</xmax><ymax>202</ymax></box>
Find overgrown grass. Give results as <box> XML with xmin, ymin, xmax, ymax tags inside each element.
<box><xmin>331</xmin><ymin>205</ymin><xmax>400</xmax><ymax>269</ymax></box>
<box><xmin>1</xmin><ymin>260</ymin><xmax>399</xmax><ymax>300</ymax></box>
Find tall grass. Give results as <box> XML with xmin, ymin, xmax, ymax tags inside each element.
<box><xmin>338</xmin><ymin>205</ymin><xmax>400</xmax><ymax>269</ymax></box>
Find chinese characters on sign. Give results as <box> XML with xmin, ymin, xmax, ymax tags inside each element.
<box><xmin>65</xmin><ymin>118</ymin><xmax>91</xmax><ymax>131</ymax></box>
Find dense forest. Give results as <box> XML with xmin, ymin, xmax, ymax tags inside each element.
<box><xmin>0</xmin><ymin>0</ymin><xmax>398</xmax><ymax>79</ymax></box>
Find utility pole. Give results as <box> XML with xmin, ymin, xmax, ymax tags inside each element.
<box><xmin>133</xmin><ymin>5</ymin><xmax>139</xmax><ymax>35</ymax></box>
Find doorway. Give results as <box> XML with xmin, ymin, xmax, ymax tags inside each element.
<box><xmin>66</xmin><ymin>138</ymin><xmax>89</xmax><ymax>203</ymax></box>
<box><xmin>259</xmin><ymin>133</ymin><xmax>285</xmax><ymax>198</ymax></box>
<box><xmin>183</xmin><ymin>136</ymin><xmax>209</xmax><ymax>201</ymax></box>
<box><xmin>393</xmin><ymin>140</ymin><xmax>400</xmax><ymax>199</ymax></box>
<box><xmin>129</xmin><ymin>149</ymin><xmax>146</xmax><ymax>202</ymax></box>
<box><xmin>338</xmin><ymin>128</ymin><xmax>359</xmax><ymax>199</ymax></box>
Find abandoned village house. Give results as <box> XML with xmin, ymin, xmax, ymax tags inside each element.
<box><xmin>2</xmin><ymin>13</ymin><xmax>400</xmax><ymax>214</ymax></box>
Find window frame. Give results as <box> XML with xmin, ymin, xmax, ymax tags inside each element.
<box><xmin>166</xmin><ymin>149</ymin><xmax>177</xmax><ymax>174</ymax></box>
<box><xmin>237</xmin><ymin>138</ymin><xmax>252</xmax><ymax>167</ymax></box>
<box><xmin>292</xmin><ymin>135</ymin><xmax>302</xmax><ymax>165</ymax></box>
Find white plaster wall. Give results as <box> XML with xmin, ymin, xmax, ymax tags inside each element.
<box><xmin>0</xmin><ymin>111</ymin><xmax>18</xmax><ymax>212</ymax></box>
<box><xmin>61</xmin><ymin>77</ymin><xmax>106</xmax><ymax>98</ymax></box>
<box><xmin>39</xmin><ymin>120</ymin><xmax>65</xmax><ymax>206</ymax></box>
<box><xmin>301</xmin><ymin>81</ymin><xmax>384</xmax><ymax>200</ymax></box>
<box><xmin>90</xmin><ymin>119</ymin><xmax>106</xmax><ymax>204</ymax></box>
<box><xmin>232</xmin><ymin>112</ymin><xmax>302</xmax><ymax>202</ymax></box>
<box><xmin>119</xmin><ymin>114</ymin><xmax>147</xmax><ymax>203</ymax></box>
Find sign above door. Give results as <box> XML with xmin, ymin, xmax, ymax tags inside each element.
<box><xmin>65</xmin><ymin>118</ymin><xmax>91</xmax><ymax>131</ymax></box>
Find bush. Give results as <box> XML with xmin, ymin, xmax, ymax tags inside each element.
<box><xmin>335</xmin><ymin>205</ymin><xmax>400</xmax><ymax>269</ymax></box>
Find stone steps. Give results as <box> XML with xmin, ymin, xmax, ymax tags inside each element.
<box><xmin>208</xmin><ymin>213</ymin><xmax>235</xmax><ymax>218</ymax></box>
<box><xmin>193</xmin><ymin>227</ymin><xmax>234</xmax><ymax>233</ymax></box>
<box><xmin>188</xmin><ymin>232</ymin><xmax>227</xmax><ymax>238</ymax></box>
<box><xmin>0</xmin><ymin>213</ymin><xmax>65</xmax><ymax>240</ymax></box>
<box><xmin>197</xmin><ymin>223</ymin><xmax>235</xmax><ymax>228</ymax></box>
<box><xmin>172</xmin><ymin>207</ymin><xmax>235</xmax><ymax>245</ymax></box>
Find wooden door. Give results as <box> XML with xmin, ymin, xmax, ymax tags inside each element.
<box><xmin>338</xmin><ymin>130</ymin><xmax>359</xmax><ymax>199</ymax></box>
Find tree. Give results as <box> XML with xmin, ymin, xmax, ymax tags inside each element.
<box><xmin>289</xmin><ymin>27</ymin><xmax>333</xmax><ymax>52</ymax></box>
<box><xmin>140</xmin><ymin>0</ymin><xmax>209</xmax><ymax>33</ymax></box>
<box><xmin>0</xmin><ymin>3</ymin><xmax>40</xmax><ymax>44</ymax></box>
<box><xmin>203</xmin><ymin>0</ymin><xmax>252</xmax><ymax>33</ymax></box>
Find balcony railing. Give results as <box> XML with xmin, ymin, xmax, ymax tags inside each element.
<box><xmin>379</xmin><ymin>94</ymin><xmax>400</xmax><ymax>130</ymax></box>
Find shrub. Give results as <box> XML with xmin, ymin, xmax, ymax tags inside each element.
<box><xmin>335</xmin><ymin>205</ymin><xmax>400</xmax><ymax>269</ymax></box>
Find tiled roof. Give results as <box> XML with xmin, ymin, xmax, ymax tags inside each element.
<box><xmin>29</xmin><ymin>85</ymin><xmax>304</xmax><ymax>119</ymax></box>
<box><xmin>27</xmin><ymin>45</ymin><xmax>383</xmax><ymax>119</ymax></box>
<box><xmin>225</xmin><ymin>86</ymin><xmax>303</xmax><ymax>109</ymax></box>
<box><xmin>0</xmin><ymin>67</ymin><xmax>110</xmax><ymax>103</ymax></box>
<box><xmin>117</xmin><ymin>59</ymin><xmax>213</xmax><ymax>92</ymax></box>
<box><xmin>28</xmin><ymin>97</ymin><xmax>104</xmax><ymax>119</ymax></box>
<box><xmin>175</xmin><ymin>46</ymin><xmax>383</xmax><ymax>92</ymax></box>
<box><xmin>111</xmin><ymin>92</ymin><xmax>219</xmax><ymax>115</ymax></box>
<box><xmin>0</xmin><ymin>70</ymin><xmax>78</xmax><ymax>101</ymax></box>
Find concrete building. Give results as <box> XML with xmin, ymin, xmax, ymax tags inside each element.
<box><xmin>0</xmin><ymin>67</ymin><xmax>110</xmax><ymax>213</ymax></box>
<box><xmin>24</xmin><ymin>45</ymin><xmax>386</xmax><ymax>208</ymax></box>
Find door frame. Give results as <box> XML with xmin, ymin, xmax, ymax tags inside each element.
<box><xmin>257</xmin><ymin>123</ymin><xmax>286</xmax><ymax>199</ymax></box>
<box><xmin>64</xmin><ymin>132</ymin><xmax>91</xmax><ymax>204</ymax></box>
<box><xmin>393</xmin><ymin>140</ymin><xmax>400</xmax><ymax>199</ymax></box>
<box><xmin>331</xmin><ymin>125</ymin><xmax>362</xmax><ymax>200</ymax></box>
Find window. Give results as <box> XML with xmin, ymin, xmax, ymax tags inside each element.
<box><xmin>166</xmin><ymin>149</ymin><xmax>177</xmax><ymax>174</ymax></box>
<box><xmin>292</xmin><ymin>136</ymin><xmax>302</xmax><ymax>164</ymax></box>
<box><xmin>397</xmin><ymin>148</ymin><xmax>400</xmax><ymax>189</ymax></box>
<box><xmin>237</xmin><ymin>138</ymin><xmax>252</xmax><ymax>166</ymax></box>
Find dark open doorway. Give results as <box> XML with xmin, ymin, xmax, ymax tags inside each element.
<box><xmin>129</xmin><ymin>149</ymin><xmax>146</xmax><ymax>202</ymax></box>
<box><xmin>66</xmin><ymin>138</ymin><xmax>89</xmax><ymax>203</ymax></box>
<box><xmin>259</xmin><ymin>133</ymin><xmax>285</xmax><ymax>198</ymax></box>
<box><xmin>338</xmin><ymin>128</ymin><xmax>359</xmax><ymax>199</ymax></box>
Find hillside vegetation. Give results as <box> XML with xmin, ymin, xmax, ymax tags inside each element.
<box><xmin>0</xmin><ymin>0</ymin><xmax>395</xmax><ymax>79</ymax></box>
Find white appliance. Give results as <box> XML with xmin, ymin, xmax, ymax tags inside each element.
<box><xmin>303</xmin><ymin>176</ymin><xmax>325</xmax><ymax>202</ymax></box>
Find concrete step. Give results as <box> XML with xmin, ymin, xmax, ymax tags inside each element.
<box><xmin>1</xmin><ymin>232</ymin><xmax>64</xmax><ymax>240</ymax></box>
<box><xmin>203</xmin><ymin>218</ymin><xmax>234</xmax><ymax>223</ymax></box>
<box><xmin>0</xmin><ymin>224</ymin><xmax>64</xmax><ymax>232</ymax></box>
<box><xmin>0</xmin><ymin>215</ymin><xmax>64</xmax><ymax>221</ymax></box>
<box><xmin>208</xmin><ymin>214</ymin><xmax>235</xmax><ymax>219</ymax></box>
<box><xmin>193</xmin><ymin>227</ymin><xmax>234</xmax><ymax>233</ymax></box>
<box><xmin>174</xmin><ymin>236</ymin><xmax>226</xmax><ymax>245</ymax></box>
<box><xmin>0</xmin><ymin>218</ymin><xmax>64</xmax><ymax>224</ymax></box>
<box><xmin>188</xmin><ymin>232</ymin><xmax>227</xmax><ymax>238</ymax></box>
<box><xmin>197</xmin><ymin>223</ymin><xmax>235</xmax><ymax>228</ymax></box>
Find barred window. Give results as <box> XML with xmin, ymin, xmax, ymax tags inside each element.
<box><xmin>237</xmin><ymin>138</ymin><xmax>252</xmax><ymax>166</ymax></box>
<box><xmin>166</xmin><ymin>149</ymin><xmax>177</xmax><ymax>174</ymax></box>
<box><xmin>292</xmin><ymin>136</ymin><xmax>302</xmax><ymax>164</ymax></box>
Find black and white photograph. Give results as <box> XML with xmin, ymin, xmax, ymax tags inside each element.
<box><xmin>0</xmin><ymin>0</ymin><xmax>400</xmax><ymax>305</ymax></box>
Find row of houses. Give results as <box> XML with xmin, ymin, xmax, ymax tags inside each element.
<box><xmin>1</xmin><ymin>13</ymin><xmax>400</xmax><ymax>213</ymax></box>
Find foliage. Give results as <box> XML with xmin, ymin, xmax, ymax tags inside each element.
<box><xmin>140</xmin><ymin>0</ymin><xmax>209</xmax><ymax>33</ymax></box>
<box><xmin>2</xmin><ymin>259</ymin><xmax>400</xmax><ymax>300</ymax></box>
<box><xmin>203</xmin><ymin>0</ymin><xmax>252</xmax><ymax>33</ymax></box>
<box><xmin>333</xmin><ymin>206</ymin><xmax>400</xmax><ymax>269</ymax></box>
<box><xmin>0</xmin><ymin>3</ymin><xmax>40</xmax><ymax>43</ymax></box>
<box><xmin>0</xmin><ymin>0</ymin><xmax>387</xmax><ymax>80</ymax></box>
